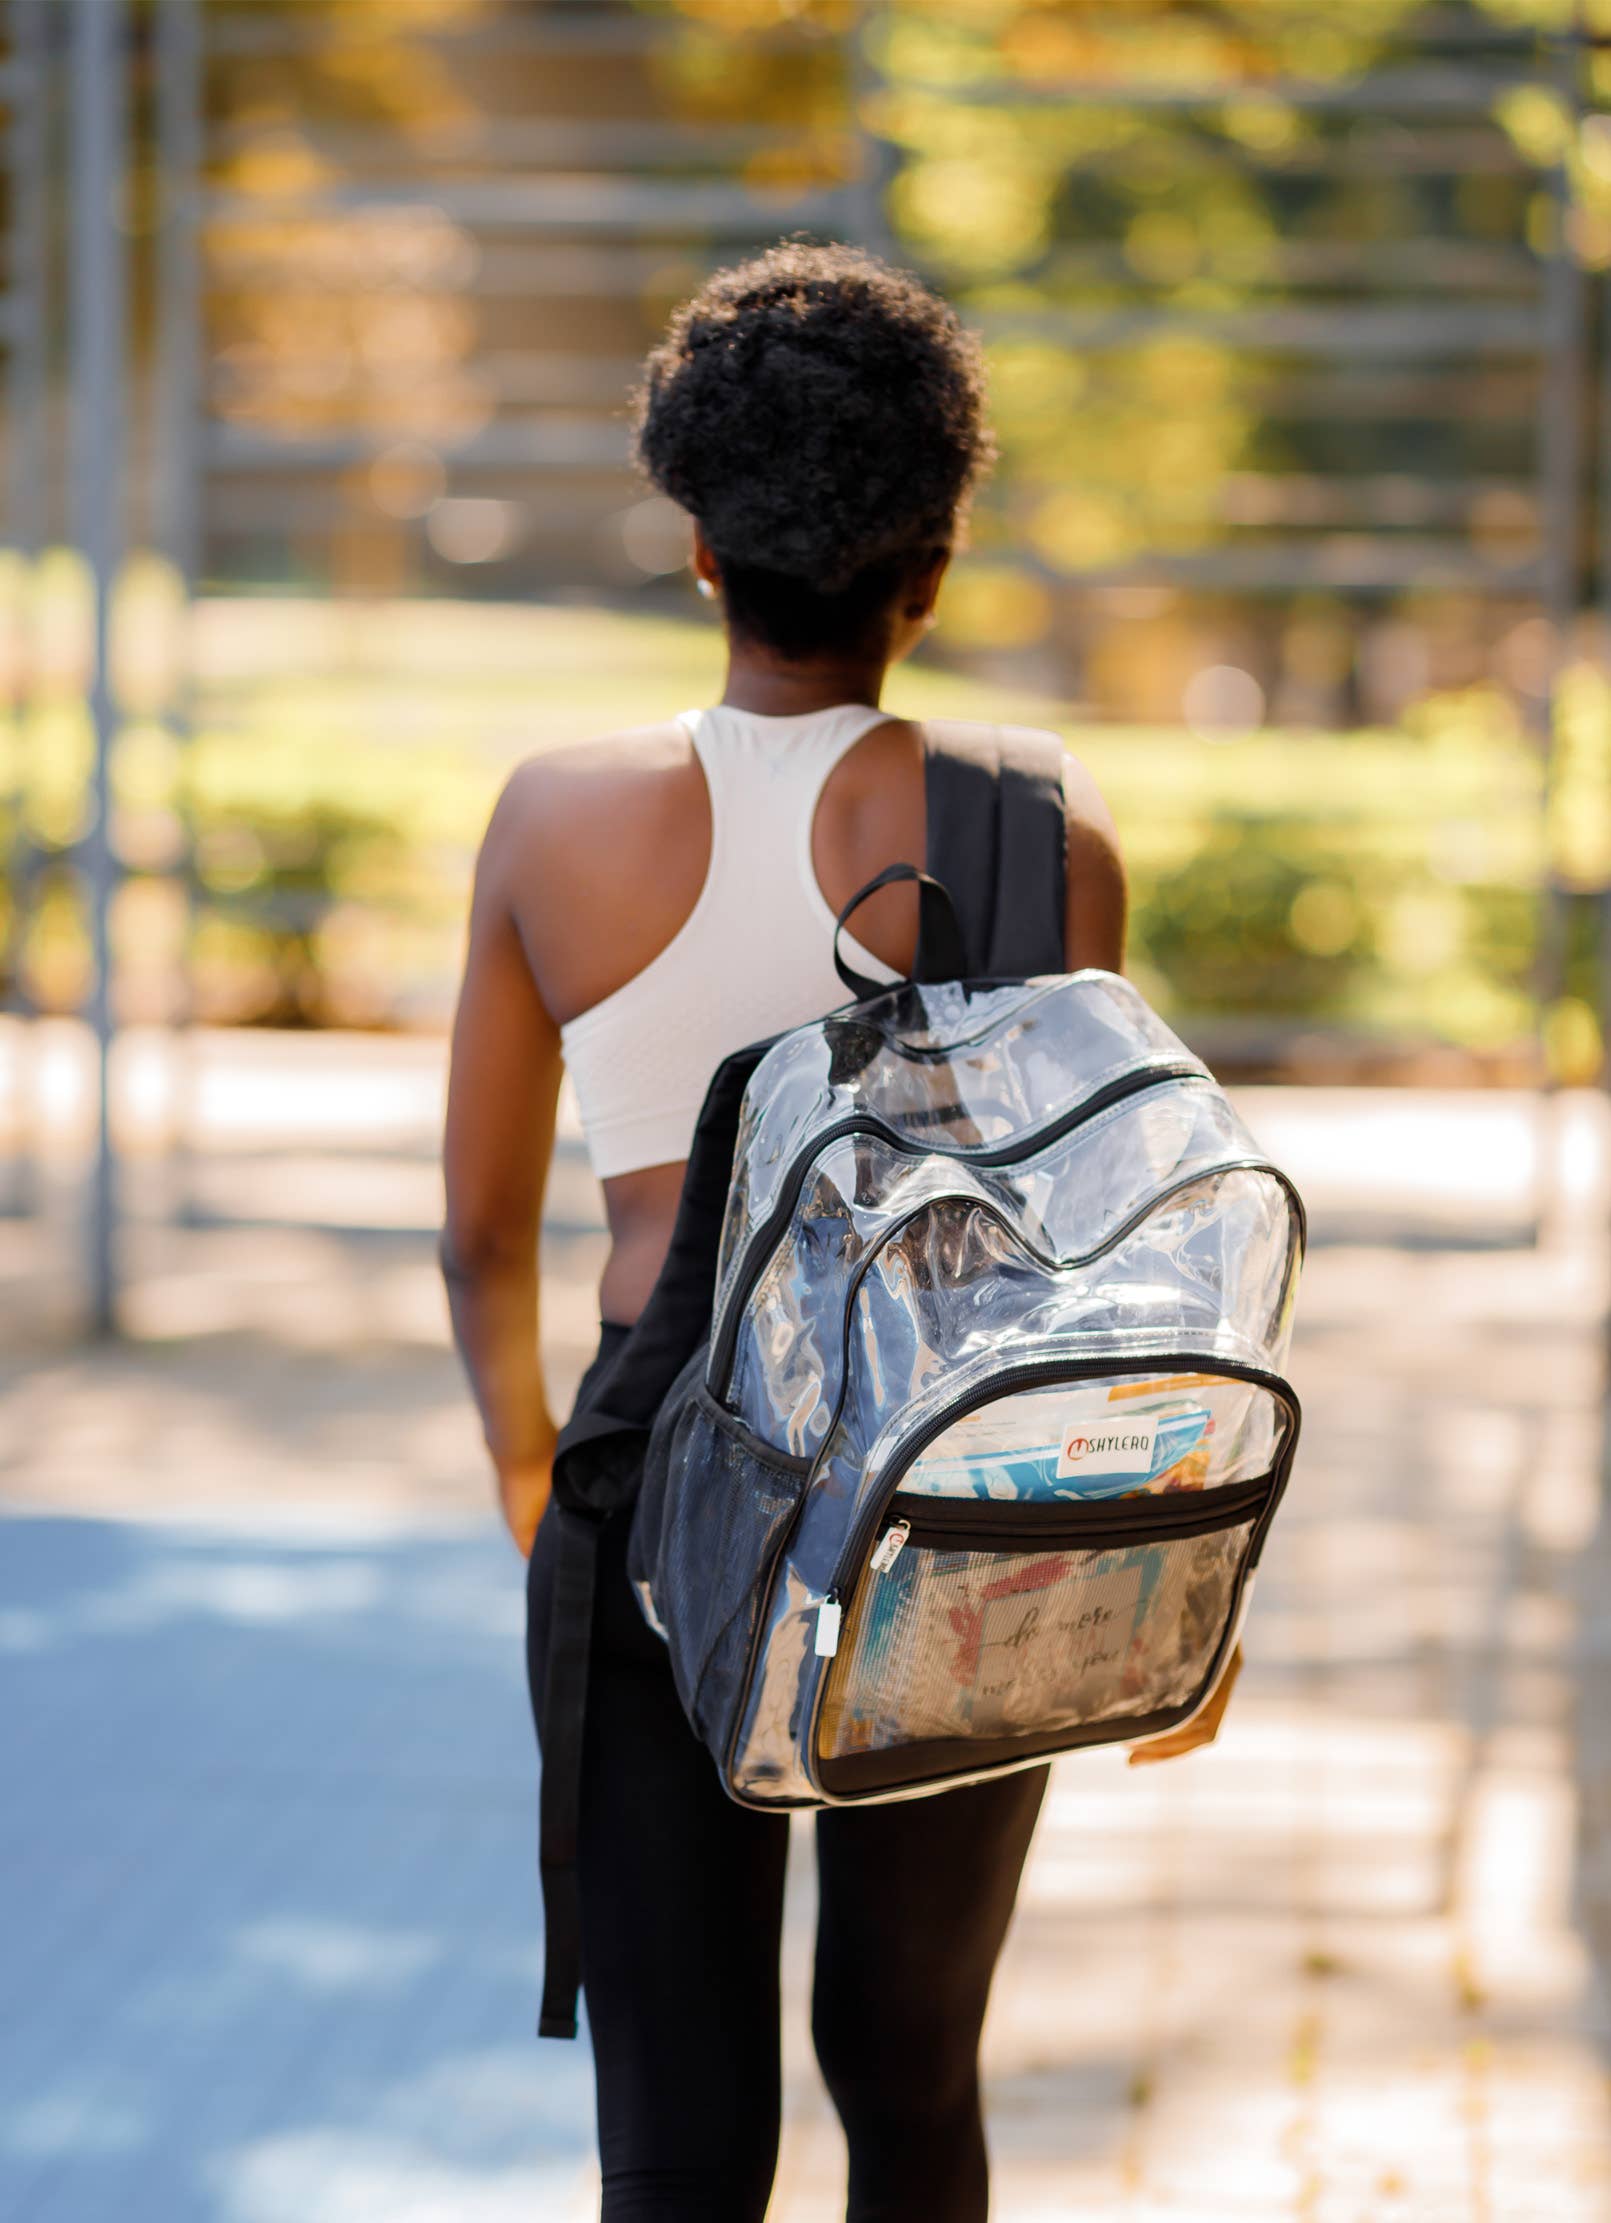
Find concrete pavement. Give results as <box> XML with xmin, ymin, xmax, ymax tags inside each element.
<box><xmin>4</xmin><ymin>1068</ymin><xmax>1611</xmax><ymax>2219</ymax></box>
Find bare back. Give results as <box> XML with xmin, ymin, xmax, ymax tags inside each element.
<box><xmin>446</xmin><ymin>710</ymin><xmax>1126</xmax><ymax>1328</ymax></box>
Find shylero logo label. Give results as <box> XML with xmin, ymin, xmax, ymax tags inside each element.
<box><xmin>1056</xmin><ymin>1416</ymin><xmax>1158</xmax><ymax>1479</ymax></box>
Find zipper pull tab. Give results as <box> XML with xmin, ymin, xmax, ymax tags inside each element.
<box><xmin>869</xmin><ymin>1518</ymin><xmax>911</xmax><ymax>1575</ymax></box>
<box><xmin>814</xmin><ymin>1590</ymin><xmax>842</xmax><ymax>1658</ymax></box>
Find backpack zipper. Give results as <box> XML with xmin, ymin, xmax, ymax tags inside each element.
<box><xmin>869</xmin><ymin>1519</ymin><xmax>911</xmax><ymax>1573</ymax></box>
<box><xmin>828</xmin><ymin>1355</ymin><xmax>1298</xmax><ymax>1615</ymax></box>
<box><xmin>868</xmin><ymin>1471</ymin><xmax>1276</xmax><ymax>1560</ymax></box>
<box><xmin>799</xmin><ymin>1351</ymin><xmax>1298</xmax><ymax>1733</ymax></box>
<box><xmin>709</xmin><ymin>1056</ymin><xmax>1208</xmax><ymax>1393</ymax></box>
<box><xmin>812</xmin><ymin>1480</ymin><xmax>1273</xmax><ymax>1659</ymax></box>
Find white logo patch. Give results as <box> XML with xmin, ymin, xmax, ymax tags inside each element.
<box><xmin>1056</xmin><ymin>1416</ymin><xmax>1158</xmax><ymax>1479</ymax></box>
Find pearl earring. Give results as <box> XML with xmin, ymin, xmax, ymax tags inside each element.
<box><xmin>697</xmin><ymin>578</ymin><xmax>715</xmax><ymax>600</ymax></box>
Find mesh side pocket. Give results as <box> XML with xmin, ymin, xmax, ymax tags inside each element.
<box><xmin>632</xmin><ymin>1371</ymin><xmax>808</xmax><ymax>1752</ymax></box>
<box><xmin>818</xmin><ymin>1518</ymin><xmax>1255</xmax><ymax>1763</ymax></box>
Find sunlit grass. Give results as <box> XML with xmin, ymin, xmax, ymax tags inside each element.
<box><xmin>0</xmin><ymin>583</ymin><xmax>1553</xmax><ymax>1060</ymax></box>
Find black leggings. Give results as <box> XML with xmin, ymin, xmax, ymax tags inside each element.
<box><xmin>526</xmin><ymin>1322</ymin><xmax>1048</xmax><ymax>2223</ymax></box>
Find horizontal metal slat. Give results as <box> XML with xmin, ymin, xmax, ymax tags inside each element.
<box><xmin>204</xmin><ymin>417</ymin><xmax>631</xmax><ymax>471</ymax></box>
<box><xmin>974</xmin><ymin>302</ymin><xmax>1547</xmax><ymax>357</ymax></box>
<box><xmin>1014</xmin><ymin>538</ymin><xmax>1544</xmax><ymax>592</ymax></box>
<box><xmin>203</xmin><ymin>6</ymin><xmax>828</xmax><ymax>58</ymax></box>
<box><xmin>913</xmin><ymin>66</ymin><xmax>1561</xmax><ymax>116</ymax></box>
<box><xmin>201</xmin><ymin>177</ymin><xmax>859</xmax><ymax>236</ymax></box>
<box><xmin>205</xmin><ymin>117</ymin><xmax>841</xmax><ymax>167</ymax></box>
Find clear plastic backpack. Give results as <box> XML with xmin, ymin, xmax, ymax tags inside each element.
<box><xmin>628</xmin><ymin>947</ymin><xmax>1304</xmax><ymax>1809</ymax></box>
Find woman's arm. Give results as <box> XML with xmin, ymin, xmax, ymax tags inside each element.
<box><xmin>439</xmin><ymin>763</ymin><xmax>563</xmax><ymax>1557</ymax></box>
<box><xmin>1060</xmin><ymin>750</ymin><xmax>1128</xmax><ymax>972</ymax></box>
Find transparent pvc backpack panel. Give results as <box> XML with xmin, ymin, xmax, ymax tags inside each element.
<box><xmin>900</xmin><ymin>1374</ymin><xmax>1289</xmax><ymax>1504</ymax></box>
<box><xmin>713</xmin><ymin>971</ymin><xmax>1200</xmax><ymax>1320</ymax></box>
<box><xmin>726</xmin><ymin>1354</ymin><xmax>1282</xmax><ymax>1805</ymax></box>
<box><xmin>721</xmin><ymin>1078</ymin><xmax>1290</xmax><ymax>1455</ymax></box>
<box><xmin>724</xmin><ymin>1174</ymin><xmax>1300</xmax><ymax>1804</ymax></box>
<box><xmin>726</xmin><ymin>1156</ymin><xmax>1299</xmax><ymax>1465</ymax></box>
<box><xmin>817</xmin><ymin>1517</ymin><xmax>1256</xmax><ymax>1771</ymax></box>
<box><xmin>840</xmin><ymin>1172</ymin><xmax>1297</xmax><ymax>1468</ymax></box>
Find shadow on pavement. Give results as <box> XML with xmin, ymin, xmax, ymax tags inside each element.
<box><xmin>0</xmin><ymin>1513</ymin><xmax>598</xmax><ymax>2223</ymax></box>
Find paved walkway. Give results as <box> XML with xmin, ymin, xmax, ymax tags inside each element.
<box><xmin>5</xmin><ymin>1072</ymin><xmax>1611</xmax><ymax>2219</ymax></box>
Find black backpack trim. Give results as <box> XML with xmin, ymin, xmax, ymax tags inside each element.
<box><xmin>533</xmin><ymin>721</ymin><xmax>1069</xmax><ymax>2040</ymax></box>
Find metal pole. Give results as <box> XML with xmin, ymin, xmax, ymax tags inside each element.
<box><xmin>1537</xmin><ymin>98</ymin><xmax>1585</xmax><ymax>1018</ymax></box>
<box><xmin>4</xmin><ymin>0</ymin><xmax>48</xmax><ymax>559</ymax></box>
<box><xmin>1600</xmin><ymin>264</ymin><xmax>1611</xmax><ymax>1119</ymax></box>
<box><xmin>155</xmin><ymin>0</ymin><xmax>201</xmax><ymax>582</ymax></box>
<box><xmin>1533</xmin><ymin>17</ymin><xmax>1587</xmax><ymax>1241</ymax></box>
<box><xmin>2</xmin><ymin>0</ymin><xmax>50</xmax><ymax>1219</ymax></box>
<box><xmin>849</xmin><ymin>1</ymin><xmax>899</xmax><ymax>263</ymax></box>
<box><xmin>154</xmin><ymin>0</ymin><xmax>202</xmax><ymax>1222</ymax></box>
<box><xmin>70</xmin><ymin>0</ymin><xmax>124</xmax><ymax>1335</ymax></box>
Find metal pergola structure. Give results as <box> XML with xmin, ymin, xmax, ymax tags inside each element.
<box><xmin>176</xmin><ymin>1</ymin><xmax>882</xmax><ymax>585</ymax></box>
<box><xmin>0</xmin><ymin>0</ymin><xmax>1604</xmax><ymax>1331</ymax></box>
<box><xmin>2</xmin><ymin>0</ymin><xmax>127</xmax><ymax>1325</ymax></box>
<box><xmin>2</xmin><ymin>0</ymin><xmax>887</xmax><ymax>1332</ymax></box>
<box><xmin>0</xmin><ymin>0</ymin><xmax>46</xmax><ymax>1225</ymax></box>
<box><xmin>932</xmin><ymin>5</ymin><xmax>1591</xmax><ymax>1218</ymax></box>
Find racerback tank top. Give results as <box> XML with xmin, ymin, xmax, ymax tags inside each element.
<box><xmin>557</xmin><ymin>700</ymin><xmax>905</xmax><ymax>1180</ymax></box>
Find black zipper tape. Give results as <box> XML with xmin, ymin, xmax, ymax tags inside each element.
<box><xmin>829</xmin><ymin>1355</ymin><xmax>1298</xmax><ymax>1621</ymax></box>
<box><xmin>881</xmin><ymin>1470</ymin><xmax>1276</xmax><ymax>1556</ymax></box>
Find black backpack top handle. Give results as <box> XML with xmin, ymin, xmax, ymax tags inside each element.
<box><xmin>832</xmin><ymin>860</ymin><xmax>968</xmax><ymax>1001</ymax></box>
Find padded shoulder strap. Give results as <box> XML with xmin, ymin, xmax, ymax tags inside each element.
<box><xmin>921</xmin><ymin>720</ymin><xmax>1067</xmax><ymax>978</ymax></box>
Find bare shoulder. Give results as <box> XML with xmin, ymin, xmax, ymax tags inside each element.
<box><xmin>478</xmin><ymin>720</ymin><xmax>707</xmax><ymax>1021</ymax></box>
<box><xmin>488</xmin><ymin>720</ymin><xmax>695</xmax><ymax>851</ymax></box>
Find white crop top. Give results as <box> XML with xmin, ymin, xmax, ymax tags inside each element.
<box><xmin>557</xmin><ymin>699</ymin><xmax>904</xmax><ymax>1179</ymax></box>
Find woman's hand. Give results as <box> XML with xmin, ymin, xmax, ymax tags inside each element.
<box><xmin>496</xmin><ymin>1442</ymin><xmax>556</xmax><ymax>1559</ymax></box>
<box><xmin>1127</xmin><ymin>1641</ymin><xmax>1242</xmax><ymax>1766</ymax></box>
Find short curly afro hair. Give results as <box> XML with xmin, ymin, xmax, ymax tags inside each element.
<box><xmin>628</xmin><ymin>235</ymin><xmax>997</xmax><ymax>660</ymax></box>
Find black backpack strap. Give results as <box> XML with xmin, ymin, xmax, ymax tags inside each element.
<box><xmin>921</xmin><ymin>720</ymin><xmax>1068</xmax><ymax>977</ymax></box>
<box><xmin>535</xmin><ymin>1502</ymin><xmax>601</xmax><ymax>2038</ymax></box>
<box><xmin>534</xmin><ymin>1036</ymin><xmax>772</xmax><ymax>2042</ymax></box>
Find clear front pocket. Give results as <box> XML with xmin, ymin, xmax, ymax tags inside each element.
<box><xmin>814</xmin><ymin>1483</ymin><xmax>1266</xmax><ymax>1794</ymax></box>
<box><xmin>900</xmin><ymin>1373</ymin><xmax>1288</xmax><ymax>1504</ymax></box>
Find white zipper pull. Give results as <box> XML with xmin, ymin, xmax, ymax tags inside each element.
<box><xmin>869</xmin><ymin>1519</ymin><xmax>911</xmax><ymax>1575</ymax></box>
<box><xmin>813</xmin><ymin>1591</ymin><xmax>842</xmax><ymax>1658</ymax></box>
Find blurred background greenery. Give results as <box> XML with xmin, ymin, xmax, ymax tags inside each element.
<box><xmin>9</xmin><ymin>0</ymin><xmax>1611</xmax><ymax>1085</ymax></box>
<box><xmin>14</xmin><ymin>20</ymin><xmax>1611</xmax><ymax>2211</ymax></box>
